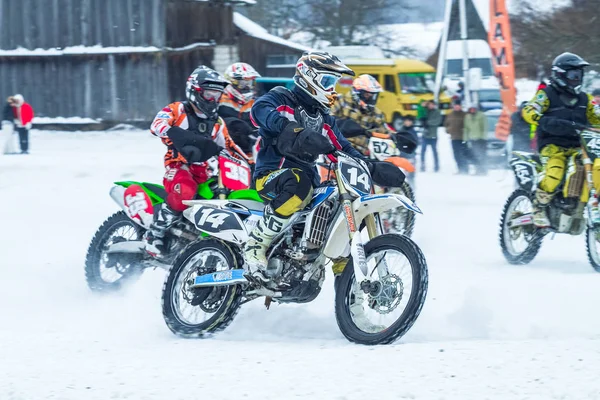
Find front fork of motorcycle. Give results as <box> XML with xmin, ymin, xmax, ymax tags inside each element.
<box><xmin>581</xmin><ymin>147</ymin><xmax>600</xmax><ymax>226</ymax></box>
<box><xmin>335</xmin><ymin>169</ymin><xmax>385</xmax><ymax>283</ymax></box>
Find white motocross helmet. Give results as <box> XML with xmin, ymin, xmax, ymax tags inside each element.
<box><xmin>294</xmin><ymin>51</ymin><xmax>355</xmax><ymax>111</ymax></box>
<box><xmin>223</xmin><ymin>62</ymin><xmax>261</xmax><ymax>103</ymax></box>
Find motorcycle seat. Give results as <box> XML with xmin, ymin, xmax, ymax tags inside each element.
<box><xmin>227</xmin><ymin>199</ymin><xmax>265</xmax><ymax>213</ymax></box>
<box><xmin>143</xmin><ymin>182</ymin><xmax>167</xmax><ymax>200</ymax></box>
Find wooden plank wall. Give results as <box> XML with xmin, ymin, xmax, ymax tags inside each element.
<box><xmin>0</xmin><ymin>0</ymin><xmax>166</xmax><ymax>50</ymax></box>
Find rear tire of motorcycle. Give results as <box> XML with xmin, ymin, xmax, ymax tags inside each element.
<box><xmin>585</xmin><ymin>227</ymin><xmax>600</xmax><ymax>273</ymax></box>
<box><xmin>499</xmin><ymin>189</ymin><xmax>543</xmax><ymax>265</ymax></box>
<box><xmin>161</xmin><ymin>239</ymin><xmax>243</xmax><ymax>338</ymax></box>
<box><xmin>84</xmin><ymin>211</ymin><xmax>145</xmax><ymax>293</ymax></box>
<box><xmin>334</xmin><ymin>234</ymin><xmax>428</xmax><ymax>345</ymax></box>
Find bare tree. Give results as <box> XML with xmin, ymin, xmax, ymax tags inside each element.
<box><xmin>243</xmin><ymin>0</ymin><xmax>307</xmax><ymax>37</ymax></box>
<box><xmin>241</xmin><ymin>0</ymin><xmax>415</xmax><ymax>49</ymax></box>
<box><xmin>297</xmin><ymin>0</ymin><xmax>415</xmax><ymax>47</ymax></box>
<box><xmin>512</xmin><ymin>1</ymin><xmax>600</xmax><ymax>78</ymax></box>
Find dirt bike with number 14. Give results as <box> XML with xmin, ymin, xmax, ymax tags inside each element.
<box><xmin>160</xmin><ymin>150</ymin><xmax>428</xmax><ymax>345</ymax></box>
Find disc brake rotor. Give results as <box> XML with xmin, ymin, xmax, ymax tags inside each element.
<box><xmin>199</xmin><ymin>287</ymin><xmax>225</xmax><ymax>312</ymax></box>
<box><xmin>367</xmin><ymin>274</ymin><xmax>404</xmax><ymax>314</ymax></box>
<box><xmin>180</xmin><ymin>255</ymin><xmax>226</xmax><ymax>313</ymax></box>
<box><xmin>182</xmin><ymin>268</ymin><xmax>203</xmax><ymax>304</ymax></box>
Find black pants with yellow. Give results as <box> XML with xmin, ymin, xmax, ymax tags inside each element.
<box><xmin>255</xmin><ymin>168</ymin><xmax>351</xmax><ymax>276</ymax></box>
<box><xmin>255</xmin><ymin>168</ymin><xmax>313</xmax><ymax>217</ymax></box>
<box><xmin>539</xmin><ymin>144</ymin><xmax>600</xmax><ymax>202</ymax></box>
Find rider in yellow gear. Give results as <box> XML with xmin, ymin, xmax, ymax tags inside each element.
<box><xmin>522</xmin><ymin>52</ymin><xmax>600</xmax><ymax>227</ymax></box>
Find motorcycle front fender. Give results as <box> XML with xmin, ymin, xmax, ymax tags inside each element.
<box><xmin>509</xmin><ymin>156</ymin><xmax>538</xmax><ymax>193</ymax></box>
<box><xmin>322</xmin><ymin>193</ymin><xmax>422</xmax><ymax>259</ymax></box>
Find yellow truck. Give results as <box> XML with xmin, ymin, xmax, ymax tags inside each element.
<box><xmin>336</xmin><ymin>58</ymin><xmax>452</xmax><ymax>130</ymax></box>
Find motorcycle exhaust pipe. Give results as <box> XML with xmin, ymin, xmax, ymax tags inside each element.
<box><xmin>105</xmin><ymin>240</ymin><xmax>145</xmax><ymax>254</ymax></box>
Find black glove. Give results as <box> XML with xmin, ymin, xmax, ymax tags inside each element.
<box><xmin>277</xmin><ymin>122</ymin><xmax>336</xmax><ymax>162</ymax></box>
<box><xmin>337</xmin><ymin>118</ymin><xmax>369</xmax><ymax>138</ymax></box>
<box><xmin>395</xmin><ymin>131</ymin><xmax>419</xmax><ymax>155</ymax></box>
<box><xmin>368</xmin><ymin>161</ymin><xmax>406</xmax><ymax>188</ymax></box>
<box><xmin>180</xmin><ymin>145</ymin><xmax>202</xmax><ymax>163</ymax></box>
<box><xmin>224</xmin><ymin>117</ymin><xmax>255</xmax><ymax>154</ymax></box>
<box><xmin>168</xmin><ymin>126</ymin><xmax>222</xmax><ymax>163</ymax></box>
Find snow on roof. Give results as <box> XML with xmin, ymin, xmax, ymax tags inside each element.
<box><xmin>324</xmin><ymin>46</ymin><xmax>387</xmax><ymax>59</ymax></box>
<box><xmin>0</xmin><ymin>45</ymin><xmax>160</xmax><ymax>56</ymax></box>
<box><xmin>287</xmin><ymin>23</ymin><xmax>444</xmax><ymax>60</ymax></box>
<box><xmin>233</xmin><ymin>12</ymin><xmax>311</xmax><ymax>52</ymax></box>
<box><xmin>33</xmin><ymin>117</ymin><xmax>101</xmax><ymax>124</ymax></box>
<box><xmin>0</xmin><ymin>43</ymin><xmax>213</xmax><ymax>57</ymax></box>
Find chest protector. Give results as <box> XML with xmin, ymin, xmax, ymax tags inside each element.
<box><xmin>541</xmin><ymin>87</ymin><xmax>588</xmax><ymax>131</ymax></box>
<box><xmin>272</xmin><ymin>87</ymin><xmax>324</xmax><ymax>132</ymax></box>
<box><xmin>183</xmin><ymin>101</ymin><xmax>216</xmax><ymax>138</ymax></box>
<box><xmin>261</xmin><ymin>87</ymin><xmax>326</xmax><ymax>148</ymax></box>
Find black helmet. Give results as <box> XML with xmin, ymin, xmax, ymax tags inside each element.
<box><xmin>186</xmin><ymin>66</ymin><xmax>229</xmax><ymax>118</ymax></box>
<box><xmin>550</xmin><ymin>52</ymin><xmax>590</xmax><ymax>95</ymax></box>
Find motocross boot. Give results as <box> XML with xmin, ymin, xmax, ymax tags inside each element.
<box><xmin>144</xmin><ymin>203</ymin><xmax>181</xmax><ymax>257</ymax></box>
<box><xmin>331</xmin><ymin>257</ymin><xmax>349</xmax><ymax>293</ymax></box>
<box><xmin>532</xmin><ymin>189</ymin><xmax>552</xmax><ymax>228</ymax></box>
<box><xmin>243</xmin><ymin>205</ymin><xmax>287</xmax><ymax>282</ymax></box>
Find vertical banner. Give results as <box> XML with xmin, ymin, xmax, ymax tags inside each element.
<box><xmin>489</xmin><ymin>0</ymin><xmax>516</xmax><ymax>141</ymax></box>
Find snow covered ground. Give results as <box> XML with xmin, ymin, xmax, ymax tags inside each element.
<box><xmin>2</xmin><ymin>129</ymin><xmax>600</xmax><ymax>399</ymax></box>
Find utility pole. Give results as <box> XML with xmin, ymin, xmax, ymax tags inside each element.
<box><xmin>459</xmin><ymin>0</ymin><xmax>472</xmax><ymax>107</ymax></box>
<box><xmin>434</xmin><ymin>0</ymin><xmax>452</xmax><ymax>103</ymax></box>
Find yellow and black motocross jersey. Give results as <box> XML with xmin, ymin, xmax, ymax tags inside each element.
<box><xmin>330</xmin><ymin>92</ymin><xmax>393</xmax><ymax>133</ymax></box>
<box><xmin>522</xmin><ymin>86</ymin><xmax>600</xmax><ymax>150</ymax></box>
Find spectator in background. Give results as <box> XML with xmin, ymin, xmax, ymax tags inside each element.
<box><xmin>3</xmin><ymin>94</ymin><xmax>34</xmax><ymax>154</ymax></box>
<box><xmin>510</xmin><ymin>101</ymin><xmax>533</xmax><ymax>152</ymax></box>
<box><xmin>421</xmin><ymin>100</ymin><xmax>441</xmax><ymax>172</ymax></box>
<box><xmin>444</xmin><ymin>101</ymin><xmax>468</xmax><ymax>174</ymax></box>
<box><xmin>416</xmin><ymin>99</ymin><xmax>428</xmax><ymax>127</ymax></box>
<box><xmin>397</xmin><ymin>115</ymin><xmax>419</xmax><ymax>180</ymax></box>
<box><xmin>592</xmin><ymin>88</ymin><xmax>600</xmax><ymax>105</ymax></box>
<box><xmin>464</xmin><ymin>104</ymin><xmax>488</xmax><ymax>175</ymax></box>
<box><xmin>455</xmin><ymin>81</ymin><xmax>465</xmax><ymax>104</ymax></box>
